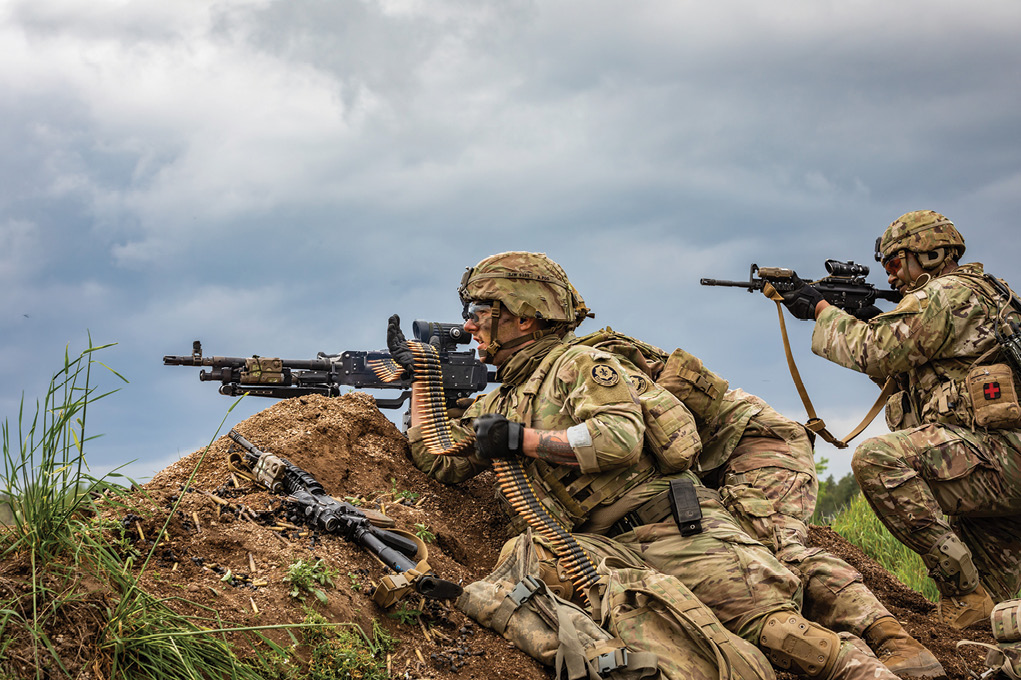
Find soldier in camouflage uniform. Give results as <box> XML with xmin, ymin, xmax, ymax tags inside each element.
<box><xmin>692</xmin><ymin>387</ymin><xmax>943</xmax><ymax>676</ymax></box>
<box><xmin>391</xmin><ymin>251</ymin><xmax>900</xmax><ymax>680</ymax></box>
<box><xmin>776</xmin><ymin>210</ymin><xmax>1021</xmax><ymax>629</ymax></box>
<box><xmin>571</xmin><ymin>331</ymin><xmax>943</xmax><ymax>677</ymax></box>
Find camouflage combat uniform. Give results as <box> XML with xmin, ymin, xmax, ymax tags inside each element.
<box><xmin>409</xmin><ymin>335</ymin><xmax>898</xmax><ymax>679</ymax></box>
<box><xmin>569</xmin><ymin>330</ymin><xmax>896</xmax><ymax>635</ymax></box>
<box><xmin>693</xmin><ymin>388</ymin><xmax>897</xmax><ymax>635</ymax></box>
<box><xmin>812</xmin><ymin>262</ymin><xmax>1021</xmax><ymax>601</ymax></box>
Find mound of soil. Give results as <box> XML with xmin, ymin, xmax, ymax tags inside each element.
<box><xmin>2</xmin><ymin>392</ymin><xmax>999</xmax><ymax>679</ymax></box>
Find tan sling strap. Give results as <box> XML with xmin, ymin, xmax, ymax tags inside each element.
<box><xmin>762</xmin><ymin>282</ymin><xmax>896</xmax><ymax>449</ymax></box>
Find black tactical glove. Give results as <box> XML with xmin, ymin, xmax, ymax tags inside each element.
<box><xmin>386</xmin><ymin>314</ymin><xmax>416</xmax><ymax>378</ymax></box>
<box><xmin>780</xmin><ymin>275</ymin><xmax>826</xmax><ymax>321</ymax></box>
<box><xmin>472</xmin><ymin>413</ymin><xmax>524</xmax><ymax>460</ymax></box>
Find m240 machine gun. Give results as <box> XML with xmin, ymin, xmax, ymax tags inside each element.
<box><xmin>701</xmin><ymin>260</ymin><xmax>902</xmax><ymax>320</ymax></box>
<box><xmin>226</xmin><ymin>428</ymin><xmax>462</xmax><ymax>607</ymax></box>
<box><xmin>164</xmin><ymin>320</ymin><xmax>491</xmax><ymax>409</ymax></box>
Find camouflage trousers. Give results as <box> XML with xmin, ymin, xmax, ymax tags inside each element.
<box><xmin>852</xmin><ymin>423</ymin><xmax>1021</xmax><ymax>601</ymax></box>
<box><xmin>610</xmin><ymin>487</ymin><xmax>802</xmax><ymax>641</ymax></box>
<box><xmin>705</xmin><ymin>409</ymin><xmax>893</xmax><ymax>636</ymax></box>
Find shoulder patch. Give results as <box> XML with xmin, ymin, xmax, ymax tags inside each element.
<box><xmin>591</xmin><ymin>364</ymin><xmax>620</xmax><ymax>387</ymax></box>
<box><xmin>628</xmin><ymin>373</ymin><xmax>649</xmax><ymax>394</ymax></box>
<box><xmin>875</xmin><ymin>290</ymin><xmax>927</xmax><ymax>319</ymax></box>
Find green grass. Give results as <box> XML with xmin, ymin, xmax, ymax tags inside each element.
<box><xmin>0</xmin><ymin>341</ymin><xmax>356</xmax><ymax>680</ymax></box>
<box><xmin>829</xmin><ymin>493</ymin><xmax>939</xmax><ymax>602</ymax></box>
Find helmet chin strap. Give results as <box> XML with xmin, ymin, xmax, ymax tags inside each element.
<box><xmin>480</xmin><ymin>300</ymin><xmax>559</xmax><ymax>364</ymax></box>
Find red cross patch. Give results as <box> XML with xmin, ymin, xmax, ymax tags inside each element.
<box><xmin>984</xmin><ymin>382</ymin><xmax>1002</xmax><ymax>400</ymax></box>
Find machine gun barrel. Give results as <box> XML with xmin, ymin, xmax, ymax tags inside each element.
<box><xmin>163</xmin><ymin>319</ymin><xmax>492</xmax><ymax>408</ymax></box>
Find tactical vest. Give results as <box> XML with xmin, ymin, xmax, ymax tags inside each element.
<box><xmin>885</xmin><ymin>268</ymin><xmax>1021</xmax><ymax>431</ymax></box>
<box><xmin>477</xmin><ymin>343</ymin><xmax>664</xmax><ymax>532</ymax></box>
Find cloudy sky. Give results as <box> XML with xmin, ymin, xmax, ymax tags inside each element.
<box><xmin>2</xmin><ymin>0</ymin><xmax>1019</xmax><ymax>484</ymax></box>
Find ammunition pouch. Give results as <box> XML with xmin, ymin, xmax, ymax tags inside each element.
<box><xmin>639</xmin><ymin>384</ymin><xmax>702</xmax><ymax>475</ymax></box>
<box><xmin>655</xmin><ymin>348</ymin><xmax>730</xmax><ymax>426</ymax></box>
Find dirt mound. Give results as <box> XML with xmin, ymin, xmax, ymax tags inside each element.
<box><xmin>80</xmin><ymin>393</ymin><xmax>999</xmax><ymax>678</ymax></box>
<box><xmin>135</xmin><ymin>392</ymin><xmax>545</xmax><ymax>679</ymax></box>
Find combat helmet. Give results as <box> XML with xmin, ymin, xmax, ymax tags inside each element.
<box><xmin>458</xmin><ymin>251</ymin><xmax>592</xmax><ymax>359</ymax></box>
<box><xmin>875</xmin><ymin>210</ymin><xmax>966</xmax><ymax>270</ymax></box>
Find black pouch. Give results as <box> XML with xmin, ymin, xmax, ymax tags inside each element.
<box><xmin>668</xmin><ymin>477</ymin><xmax>703</xmax><ymax>536</ymax></box>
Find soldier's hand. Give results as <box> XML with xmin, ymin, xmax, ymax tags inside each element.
<box><xmin>473</xmin><ymin>414</ymin><xmax>524</xmax><ymax>460</ymax></box>
<box><xmin>779</xmin><ymin>275</ymin><xmax>825</xmax><ymax>321</ymax></box>
<box><xmin>387</xmin><ymin>314</ymin><xmax>416</xmax><ymax>378</ymax></box>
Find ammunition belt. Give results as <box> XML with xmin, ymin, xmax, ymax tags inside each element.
<box><xmin>395</xmin><ymin>340</ymin><xmax>602</xmax><ymax>601</ymax></box>
<box><xmin>492</xmin><ymin>456</ymin><xmax>602</xmax><ymax>601</ymax></box>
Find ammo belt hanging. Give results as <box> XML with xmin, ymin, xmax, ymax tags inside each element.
<box><xmin>761</xmin><ymin>283</ymin><xmax>895</xmax><ymax>449</ymax></box>
<box><xmin>490</xmin><ymin>456</ymin><xmax>602</xmax><ymax>602</ymax></box>
<box><xmin>383</xmin><ymin>340</ymin><xmax>603</xmax><ymax>602</ymax></box>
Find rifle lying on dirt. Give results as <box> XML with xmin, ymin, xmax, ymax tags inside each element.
<box><xmin>226</xmin><ymin>428</ymin><xmax>463</xmax><ymax>607</ymax></box>
<box><xmin>163</xmin><ymin>320</ymin><xmax>491</xmax><ymax>409</ymax></box>
<box><xmin>700</xmin><ymin>260</ymin><xmax>901</xmax><ymax>320</ymax></box>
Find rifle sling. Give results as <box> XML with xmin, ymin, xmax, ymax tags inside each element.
<box><xmin>762</xmin><ymin>283</ymin><xmax>895</xmax><ymax>450</ymax></box>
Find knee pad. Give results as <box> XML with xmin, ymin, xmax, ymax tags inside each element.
<box><xmin>759</xmin><ymin>611</ymin><xmax>840</xmax><ymax>678</ymax></box>
<box><xmin>922</xmin><ymin>532</ymin><xmax>980</xmax><ymax>596</ymax></box>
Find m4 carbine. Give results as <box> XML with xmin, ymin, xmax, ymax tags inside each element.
<box><xmin>226</xmin><ymin>428</ymin><xmax>462</xmax><ymax>607</ymax></box>
<box><xmin>163</xmin><ymin>320</ymin><xmax>491</xmax><ymax>409</ymax></box>
<box><xmin>701</xmin><ymin>260</ymin><xmax>902</xmax><ymax>320</ymax></box>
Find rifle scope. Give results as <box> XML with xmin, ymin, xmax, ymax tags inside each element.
<box><xmin>825</xmin><ymin>260</ymin><xmax>870</xmax><ymax>278</ymax></box>
<box><xmin>412</xmin><ymin>320</ymin><xmax>471</xmax><ymax>353</ymax></box>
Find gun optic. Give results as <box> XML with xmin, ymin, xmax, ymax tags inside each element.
<box><xmin>412</xmin><ymin>320</ymin><xmax>471</xmax><ymax>353</ymax></box>
<box><xmin>825</xmin><ymin>260</ymin><xmax>870</xmax><ymax>278</ymax></box>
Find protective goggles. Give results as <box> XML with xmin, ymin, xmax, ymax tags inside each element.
<box><xmin>882</xmin><ymin>252</ymin><xmax>904</xmax><ymax>276</ymax></box>
<box><xmin>462</xmin><ymin>301</ymin><xmax>494</xmax><ymax>323</ymax></box>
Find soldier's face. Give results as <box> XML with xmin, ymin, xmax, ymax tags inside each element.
<box><xmin>464</xmin><ymin>305</ymin><xmax>498</xmax><ymax>356</ymax></box>
<box><xmin>886</xmin><ymin>251</ymin><xmax>925</xmax><ymax>291</ymax></box>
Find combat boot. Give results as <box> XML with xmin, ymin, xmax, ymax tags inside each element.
<box><xmin>937</xmin><ymin>583</ymin><xmax>994</xmax><ymax>629</ymax></box>
<box><xmin>863</xmin><ymin>616</ymin><xmax>946</xmax><ymax>678</ymax></box>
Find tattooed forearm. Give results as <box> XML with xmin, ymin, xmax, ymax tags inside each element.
<box><xmin>535</xmin><ymin>431</ymin><xmax>580</xmax><ymax>466</ymax></box>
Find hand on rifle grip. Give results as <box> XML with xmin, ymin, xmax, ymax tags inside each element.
<box><xmin>387</xmin><ymin>314</ymin><xmax>416</xmax><ymax>379</ymax></box>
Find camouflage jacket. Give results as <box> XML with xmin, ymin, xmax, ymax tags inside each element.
<box><xmin>811</xmin><ymin>263</ymin><xmax>1009</xmax><ymax>429</ymax></box>
<box><xmin>408</xmin><ymin>341</ymin><xmax>659</xmax><ymax>530</ymax></box>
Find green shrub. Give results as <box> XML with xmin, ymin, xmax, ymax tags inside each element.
<box><xmin>284</xmin><ymin>559</ymin><xmax>339</xmax><ymax>604</ymax></box>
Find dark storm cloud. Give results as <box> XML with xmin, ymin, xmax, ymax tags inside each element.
<box><xmin>1</xmin><ymin>0</ymin><xmax>1019</xmax><ymax>480</ymax></box>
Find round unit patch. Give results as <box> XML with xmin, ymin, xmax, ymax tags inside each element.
<box><xmin>629</xmin><ymin>374</ymin><xmax>649</xmax><ymax>394</ymax></box>
<box><xmin>591</xmin><ymin>365</ymin><xmax>620</xmax><ymax>387</ymax></box>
